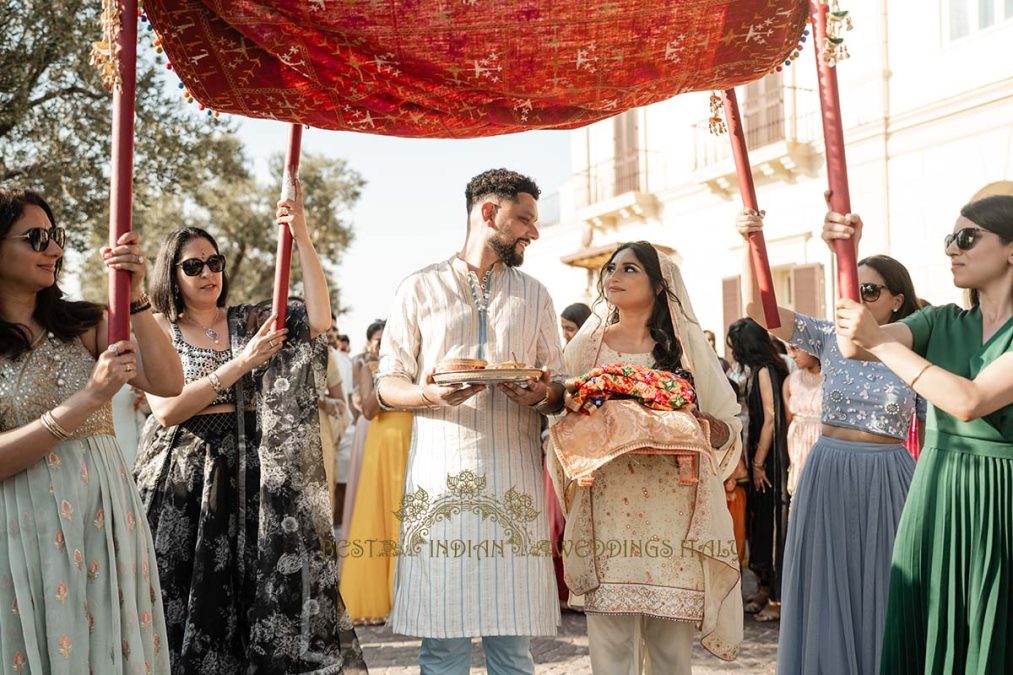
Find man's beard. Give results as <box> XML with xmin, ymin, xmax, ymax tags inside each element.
<box><xmin>489</xmin><ymin>232</ymin><xmax>526</xmax><ymax>267</ymax></box>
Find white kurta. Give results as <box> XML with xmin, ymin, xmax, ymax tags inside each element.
<box><xmin>378</xmin><ymin>255</ymin><xmax>564</xmax><ymax>638</ymax></box>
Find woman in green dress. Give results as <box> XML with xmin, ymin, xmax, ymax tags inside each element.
<box><xmin>834</xmin><ymin>194</ymin><xmax>1013</xmax><ymax>673</ymax></box>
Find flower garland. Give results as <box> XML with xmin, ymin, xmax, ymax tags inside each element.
<box><xmin>566</xmin><ymin>364</ymin><xmax>697</xmax><ymax>415</ymax></box>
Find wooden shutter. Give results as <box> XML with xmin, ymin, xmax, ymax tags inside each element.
<box><xmin>613</xmin><ymin>110</ymin><xmax>640</xmax><ymax>194</ymax></box>
<box><xmin>722</xmin><ymin>275</ymin><xmax>743</xmax><ymax>339</ymax></box>
<box><xmin>741</xmin><ymin>72</ymin><xmax>784</xmax><ymax>148</ymax></box>
<box><xmin>790</xmin><ymin>263</ymin><xmax>825</xmax><ymax>319</ymax></box>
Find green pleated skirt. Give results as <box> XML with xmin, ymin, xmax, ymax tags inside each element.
<box><xmin>880</xmin><ymin>431</ymin><xmax>1013</xmax><ymax>674</ymax></box>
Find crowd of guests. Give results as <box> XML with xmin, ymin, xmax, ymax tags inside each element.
<box><xmin>0</xmin><ymin>170</ymin><xmax>1010</xmax><ymax>675</ymax></box>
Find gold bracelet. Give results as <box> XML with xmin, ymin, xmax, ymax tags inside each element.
<box><xmin>910</xmin><ymin>363</ymin><xmax>933</xmax><ymax>387</ymax></box>
<box><xmin>419</xmin><ymin>391</ymin><xmax>439</xmax><ymax>409</ymax></box>
<box><xmin>129</xmin><ymin>292</ymin><xmax>150</xmax><ymax>314</ymax></box>
<box><xmin>40</xmin><ymin>411</ymin><xmax>73</xmax><ymax>441</ymax></box>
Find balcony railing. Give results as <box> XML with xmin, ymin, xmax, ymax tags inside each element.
<box><xmin>571</xmin><ymin>150</ymin><xmax>663</xmax><ymax>210</ymax></box>
<box><xmin>692</xmin><ymin>87</ymin><xmax>820</xmax><ymax>171</ymax></box>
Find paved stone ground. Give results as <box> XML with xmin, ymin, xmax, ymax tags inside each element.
<box><xmin>357</xmin><ymin>572</ymin><xmax>778</xmax><ymax>673</ymax></box>
<box><xmin>358</xmin><ymin>610</ymin><xmax>778</xmax><ymax>674</ymax></box>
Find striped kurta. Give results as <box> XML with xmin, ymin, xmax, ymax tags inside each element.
<box><xmin>378</xmin><ymin>255</ymin><xmax>564</xmax><ymax>638</ymax></box>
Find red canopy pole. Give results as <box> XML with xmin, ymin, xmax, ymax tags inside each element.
<box><xmin>721</xmin><ymin>88</ymin><xmax>781</xmax><ymax>329</ymax></box>
<box><xmin>810</xmin><ymin>1</ymin><xmax>859</xmax><ymax>301</ymax></box>
<box><xmin>271</xmin><ymin>124</ymin><xmax>303</xmax><ymax>330</ymax></box>
<box><xmin>107</xmin><ymin>0</ymin><xmax>139</xmax><ymax>344</ymax></box>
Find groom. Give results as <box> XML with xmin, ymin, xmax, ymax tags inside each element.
<box><xmin>376</xmin><ymin>168</ymin><xmax>565</xmax><ymax>674</ymax></box>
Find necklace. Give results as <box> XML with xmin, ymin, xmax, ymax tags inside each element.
<box><xmin>466</xmin><ymin>269</ymin><xmax>493</xmax><ymax>312</ymax></box>
<box><xmin>185</xmin><ymin>308</ymin><xmax>223</xmax><ymax>345</ymax></box>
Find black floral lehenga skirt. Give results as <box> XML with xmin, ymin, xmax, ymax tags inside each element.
<box><xmin>134</xmin><ymin>303</ymin><xmax>367</xmax><ymax>674</ymax></box>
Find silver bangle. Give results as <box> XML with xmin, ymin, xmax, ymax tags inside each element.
<box><xmin>208</xmin><ymin>372</ymin><xmax>225</xmax><ymax>395</ymax></box>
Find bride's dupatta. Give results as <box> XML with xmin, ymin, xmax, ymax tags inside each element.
<box><xmin>547</xmin><ymin>247</ymin><xmax>744</xmax><ymax>660</ymax></box>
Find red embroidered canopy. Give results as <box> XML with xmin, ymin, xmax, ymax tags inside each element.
<box><xmin>143</xmin><ymin>0</ymin><xmax>808</xmax><ymax>138</ymax></box>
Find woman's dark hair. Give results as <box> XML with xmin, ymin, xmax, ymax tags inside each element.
<box><xmin>0</xmin><ymin>189</ymin><xmax>103</xmax><ymax>359</ymax></box>
<box><xmin>857</xmin><ymin>254</ymin><xmax>920</xmax><ymax>322</ymax></box>
<box><xmin>560</xmin><ymin>302</ymin><xmax>592</xmax><ymax>329</ymax></box>
<box><xmin>960</xmin><ymin>195</ymin><xmax>1013</xmax><ymax>306</ymax></box>
<box><xmin>595</xmin><ymin>241</ymin><xmax>685</xmax><ymax>375</ymax></box>
<box><xmin>366</xmin><ymin>320</ymin><xmax>386</xmax><ymax>341</ymax></box>
<box><xmin>150</xmin><ymin>227</ymin><xmax>229</xmax><ymax>322</ymax></box>
<box><xmin>726</xmin><ymin>318</ymin><xmax>789</xmax><ymax>379</ymax></box>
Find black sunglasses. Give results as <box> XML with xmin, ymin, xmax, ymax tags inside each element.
<box><xmin>6</xmin><ymin>226</ymin><xmax>66</xmax><ymax>252</ymax></box>
<box><xmin>177</xmin><ymin>254</ymin><xmax>226</xmax><ymax>277</ymax></box>
<box><xmin>944</xmin><ymin>227</ymin><xmax>985</xmax><ymax>252</ymax></box>
<box><xmin>859</xmin><ymin>282</ymin><xmax>888</xmax><ymax>303</ymax></box>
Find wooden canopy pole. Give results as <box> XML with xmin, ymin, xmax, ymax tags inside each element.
<box><xmin>810</xmin><ymin>1</ymin><xmax>859</xmax><ymax>301</ymax></box>
<box><xmin>107</xmin><ymin>0</ymin><xmax>139</xmax><ymax>343</ymax></box>
<box><xmin>271</xmin><ymin>123</ymin><xmax>304</xmax><ymax>330</ymax></box>
<box><xmin>721</xmin><ymin>88</ymin><xmax>781</xmax><ymax>329</ymax></box>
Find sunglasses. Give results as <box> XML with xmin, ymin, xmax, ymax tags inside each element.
<box><xmin>944</xmin><ymin>227</ymin><xmax>985</xmax><ymax>252</ymax></box>
<box><xmin>177</xmin><ymin>254</ymin><xmax>226</xmax><ymax>277</ymax></box>
<box><xmin>6</xmin><ymin>226</ymin><xmax>66</xmax><ymax>252</ymax></box>
<box><xmin>859</xmin><ymin>282</ymin><xmax>888</xmax><ymax>303</ymax></box>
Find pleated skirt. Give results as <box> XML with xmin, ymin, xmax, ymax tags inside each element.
<box><xmin>777</xmin><ymin>435</ymin><xmax>915</xmax><ymax>675</ymax></box>
<box><xmin>1</xmin><ymin>434</ymin><xmax>170</xmax><ymax>674</ymax></box>
<box><xmin>880</xmin><ymin>432</ymin><xmax>1013</xmax><ymax>674</ymax></box>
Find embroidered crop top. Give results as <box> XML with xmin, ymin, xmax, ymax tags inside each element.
<box><xmin>789</xmin><ymin>313</ymin><xmax>916</xmax><ymax>440</ymax></box>
<box><xmin>171</xmin><ymin>322</ymin><xmax>235</xmax><ymax>406</ymax></box>
<box><xmin>0</xmin><ymin>333</ymin><xmax>115</xmax><ymax>439</ymax></box>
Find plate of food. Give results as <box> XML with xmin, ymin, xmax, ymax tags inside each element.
<box><xmin>433</xmin><ymin>359</ymin><xmax>544</xmax><ymax>385</ymax></box>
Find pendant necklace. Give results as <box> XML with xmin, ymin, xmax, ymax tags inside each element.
<box><xmin>187</xmin><ymin>308</ymin><xmax>222</xmax><ymax>345</ymax></box>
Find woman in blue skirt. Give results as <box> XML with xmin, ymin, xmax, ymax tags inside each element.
<box><xmin>736</xmin><ymin>207</ymin><xmax>922</xmax><ymax>674</ymax></box>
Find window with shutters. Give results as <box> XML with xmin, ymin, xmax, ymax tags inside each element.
<box><xmin>945</xmin><ymin>0</ymin><xmax>1013</xmax><ymax>41</ymax></box>
<box><xmin>722</xmin><ymin>275</ymin><xmax>743</xmax><ymax>341</ymax></box>
<box><xmin>789</xmin><ymin>263</ymin><xmax>825</xmax><ymax>319</ymax></box>
<box><xmin>742</xmin><ymin>72</ymin><xmax>785</xmax><ymax>148</ymax></box>
<box><xmin>613</xmin><ymin>110</ymin><xmax>640</xmax><ymax>194</ymax></box>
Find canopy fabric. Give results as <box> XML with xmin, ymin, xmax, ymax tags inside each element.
<box><xmin>143</xmin><ymin>0</ymin><xmax>808</xmax><ymax>138</ymax></box>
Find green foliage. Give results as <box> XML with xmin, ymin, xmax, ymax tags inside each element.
<box><xmin>0</xmin><ymin>1</ymin><xmax>363</xmax><ymax>311</ymax></box>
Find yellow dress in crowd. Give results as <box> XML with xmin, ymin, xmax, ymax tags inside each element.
<box><xmin>339</xmin><ymin>410</ymin><xmax>413</xmax><ymax>623</ymax></box>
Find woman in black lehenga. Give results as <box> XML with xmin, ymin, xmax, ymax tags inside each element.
<box><xmin>133</xmin><ymin>181</ymin><xmax>367</xmax><ymax>674</ymax></box>
<box><xmin>727</xmin><ymin>317</ymin><xmax>790</xmax><ymax>624</ymax></box>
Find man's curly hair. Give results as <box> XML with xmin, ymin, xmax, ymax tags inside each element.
<box><xmin>464</xmin><ymin>168</ymin><xmax>541</xmax><ymax>214</ymax></box>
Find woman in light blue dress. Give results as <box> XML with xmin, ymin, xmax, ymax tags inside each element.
<box><xmin>0</xmin><ymin>188</ymin><xmax>183</xmax><ymax>673</ymax></box>
<box><xmin>736</xmin><ymin>207</ymin><xmax>922</xmax><ymax>674</ymax></box>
